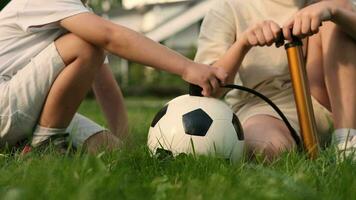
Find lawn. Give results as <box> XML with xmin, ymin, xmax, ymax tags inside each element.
<box><xmin>0</xmin><ymin>97</ymin><xmax>355</xmax><ymax>200</ymax></box>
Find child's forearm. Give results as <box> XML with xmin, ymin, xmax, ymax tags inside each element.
<box><xmin>208</xmin><ymin>39</ymin><xmax>250</xmax><ymax>97</ymax></box>
<box><xmin>60</xmin><ymin>13</ymin><xmax>228</xmax><ymax>96</ymax></box>
<box><xmin>331</xmin><ymin>1</ymin><xmax>356</xmax><ymax>39</ymax></box>
<box><xmin>60</xmin><ymin>13</ymin><xmax>192</xmax><ymax>77</ymax></box>
<box><xmin>106</xmin><ymin>25</ymin><xmax>192</xmax><ymax>77</ymax></box>
<box><xmin>212</xmin><ymin>40</ymin><xmax>250</xmax><ymax>84</ymax></box>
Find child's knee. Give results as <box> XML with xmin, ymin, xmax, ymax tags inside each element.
<box><xmin>55</xmin><ymin>33</ymin><xmax>105</xmax><ymax>67</ymax></box>
<box><xmin>83</xmin><ymin>131</ymin><xmax>120</xmax><ymax>153</ymax></box>
<box><xmin>245</xmin><ymin>134</ymin><xmax>294</xmax><ymax>160</ymax></box>
<box><xmin>243</xmin><ymin>117</ymin><xmax>295</xmax><ymax>160</ymax></box>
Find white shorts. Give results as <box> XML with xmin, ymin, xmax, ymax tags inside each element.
<box><xmin>227</xmin><ymin>75</ymin><xmax>333</xmax><ymax>147</ymax></box>
<box><xmin>0</xmin><ymin>43</ymin><xmax>105</xmax><ymax>147</ymax></box>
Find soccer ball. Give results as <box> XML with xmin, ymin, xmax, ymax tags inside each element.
<box><xmin>147</xmin><ymin>95</ymin><xmax>245</xmax><ymax>163</ymax></box>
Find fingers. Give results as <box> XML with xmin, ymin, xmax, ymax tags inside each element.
<box><xmin>292</xmin><ymin>16</ymin><xmax>302</xmax><ymax>36</ymax></box>
<box><xmin>213</xmin><ymin>67</ymin><xmax>228</xmax><ymax>85</ymax></box>
<box><xmin>191</xmin><ymin>66</ymin><xmax>227</xmax><ymax>97</ymax></box>
<box><xmin>202</xmin><ymin>67</ymin><xmax>227</xmax><ymax>96</ymax></box>
<box><xmin>201</xmin><ymin>82</ymin><xmax>212</xmax><ymax>97</ymax></box>
<box><xmin>246</xmin><ymin>20</ymin><xmax>282</xmax><ymax>47</ymax></box>
<box><xmin>247</xmin><ymin>33</ymin><xmax>259</xmax><ymax>46</ymax></box>
<box><xmin>285</xmin><ymin>14</ymin><xmax>321</xmax><ymax>39</ymax></box>
<box><xmin>301</xmin><ymin>14</ymin><xmax>311</xmax><ymax>36</ymax></box>
<box><xmin>254</xmin><ymin>28</ymin><xmax>266</xmax><ymax>46</ymax></box>
<box><xmin>270</xmin><ymin>22</ymin><xmax>281</xmax><ymax>39</ymax></box>
<box><xmin>209</xmin><ymin>77</ymin><xmax>220</xmax><ymax>95</ymax></box>
<box><xmin>283</xmin><ymin>3</ymin><xmax>328</xmax><ymax>39</ymax></box>
<box><xmin>283</xmin><ymin>17</ymin><xmax>294</xmax><ymax>41</ymax></box>
<box><xmin>262</xmin><ymin>23</ymin><xmax>274</xmax><ymax>46</ymax></box>
<box><xmin>310</xmin><ymin>16</ymin><xmax>321</xmax><ymax>34</ymax></box>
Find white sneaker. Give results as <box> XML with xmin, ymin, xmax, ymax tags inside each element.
<box><xmin>333</xmin><ymin>129</ymin><xmax>356</xmax><ymax>160</ymax></box>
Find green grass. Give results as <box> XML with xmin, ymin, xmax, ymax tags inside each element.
<box><xmin>0</xmin><ymin>98</ymin><xmax>355</xmax><ymax>200</ymax></box>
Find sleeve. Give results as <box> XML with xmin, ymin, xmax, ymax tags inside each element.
<box><xmin>17</xmin><ymin>0</ymin><xmax>90</xmax><ymax>32</ymax></box>
<box><xmin>194</xmin><ymin>0</ymin><xmax>237</xmax><ymax>65</ymax></box>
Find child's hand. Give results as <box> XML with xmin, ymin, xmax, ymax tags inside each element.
<box><xmin>240</xmin><ymin>20</ymin><xmax>282</xmax><ymax>48</ymax></box>
<box><xmin>182</xmin><ymin>63</ymin><xmax>228</xmax><ymax>97</ymax></box>
<box><xmin>282</xmin><ymin>1</ymin><xmax>338</xmax><ymax>40</ymax></box>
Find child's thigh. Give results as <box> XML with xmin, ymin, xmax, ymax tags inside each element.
<box><xmin>5</xmin><ymin>43</ymin><xmax>66</xmax><ymax>143</ymax></box>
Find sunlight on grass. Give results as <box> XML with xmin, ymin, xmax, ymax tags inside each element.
<box><xmin>0</xmin><ymin>98</ymin><xmax>355</xmax><ymax>200</ymax></box>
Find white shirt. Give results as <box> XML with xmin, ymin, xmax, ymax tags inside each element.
<box><xmin>0</xmin><ymin>0</ymin><xmax>89</xmax><ymax>77</ymax></box>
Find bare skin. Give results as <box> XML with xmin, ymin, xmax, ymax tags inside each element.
<box><xmin>41</xmin><ymin>34</ymin><xmax>105</xmax><ymax>128</ymax></box>
<box><xmin>243</xmin><ymin>115</ymin><xmax>295</xmax><ymax>161</ymax></box>
<box><xmin>59</xmin><ymin>13</ymin><xmax>228</xmax><ymax>97</ymax></box>
<box><xmin>41</xmin><ymin>33</ymin><xmax>121</xmax><ymax>152</ymax></box>
<box><xmin>37</xmin><ymin>10</ymin><xmax>228</xmax><ymax>153</ymax></box>
<box><xmin>92</xmin><ymin>64</ymin><xmax>129</xmax><ymax>140</ymax></box>
<box><xmin>211</xmin><ymin>0</ymin><xmax>356</xmax><ymax>160</ymax></box>
<box><xmin>285</xmin><ymin>0</ymin><xmax>356</xmax><ymax>129</ymax></box>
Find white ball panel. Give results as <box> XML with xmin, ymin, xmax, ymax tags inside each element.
<box><xmin>157</xmin><ymin>112</ymin><xmax>186</xmax><ymax>149</ymax></box>
<box><xmin>230</xmin><ymin>140</ymin><xmax>245</xmax><ymax>164</ymax></box>
<box><xmin>185</xmin><ymin>136</ymin><xmax>214</xmax><ymax>156</ymax></box>
<box><xmin>198</xmin><ymin>98</ymin><xmax>233</xmax><ymax>120</ymax></box>
<box><xmin>166</xmin><ymin>95</ymin><xmax>202</xmax><ymax>116</ymax></box>
<box><xmin>205</xmin><ymin>120</ymin><xmax>240</xmax><ymax>158</ymax></box>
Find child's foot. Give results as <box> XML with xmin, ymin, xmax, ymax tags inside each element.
<box><xmin>333</xmin><ymin>129</ymin><xmax>356</xmax><ymax>160</ymax></box>
<box><xmin>30</xmin><ymin>125</ymin><xmax>70</xmax><ymax>154</ymax></box>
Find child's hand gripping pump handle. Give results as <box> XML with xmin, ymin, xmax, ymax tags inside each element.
<box><xmin>190</xmin><ymin>32</ymin><xmax>319</xmax><ymax>159</ymax></box>
<box><xmin>277</xmin><ymin>34</ymin><xmax>319</xmax><ymax>159</ymax></box>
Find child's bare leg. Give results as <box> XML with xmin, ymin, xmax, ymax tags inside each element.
<box><xmin>37</xmin><ymin>33</ymin><xmax>119</xmax><ymax>152</ymax></box>
<box><xmin>83</xmin><ymin>130</ymin><xmax>121</xmax><ymax>153</ymax></box>
<box><xmin>243</xmin><ymin>115</ymin><xmax>296</xmax><ymax>161</ymax></box>
<box><xmin>320</xmin><ymin>22</ymin><xmax>356</xmax><ymax>129</ymax></box>
<box><xmin>39</xmin><ymin>34</ymin><xmax>104</xmax><ymax>128</ymax></box>
<box><xmin>306</xmin><ymin>34</ymin><xmax>331</xmax><ymax>111</ymax></box>
<box><xmin>306</xmin><ymin>0</ymin><xmax>356</xmax><ymax>129</ymax></box>
<box><xmin>93</xmin><ymin>65</ymin><xmax>129</xmax><ymax>139</ymax></box>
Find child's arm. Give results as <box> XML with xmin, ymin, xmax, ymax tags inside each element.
<box><xmin>59</xmin><ymin>13</ymin><xmax>227</xmax><ymax>96</ymax></box>
<box><xmin>283</xmin><ymin>0</ymin><xmax>356</xmax><ymax>40</ymax></box>
<box><xmin>209</xmin><ymin>21</ymin><xmax>282</xmax><ymax>96</ymax></box>
<box><xmin>93</xmin><ymin>64</ymin><xmax>128</xmax><ymax>140</ymax></box>
<box><xmin>211</xmin><ymin>39</ymin><xmax>249</xmax><ymax>85</ymax></box>
<box><xmin>212</xmin><ymin>20</ymin><xmax>282</xmax><ymax>83</ymax></box>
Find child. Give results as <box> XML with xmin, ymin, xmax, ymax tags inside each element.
<box><xmin>195</xmin><ymin>0</ymin><xmax>356</xmax><ymax>160</ymax></box>
<box><xmin>0</xmin><ymin>0</ymin><xmax>227</xmax><ymax>152</ymax></box>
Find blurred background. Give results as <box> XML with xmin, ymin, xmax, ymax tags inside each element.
<box><xmin>89</xmin><ymin>0</ymin><xmax>213</xmax><ymax>97</ymax></box>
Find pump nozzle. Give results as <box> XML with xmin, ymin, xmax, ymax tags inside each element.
<box><xmin>189</xmin><ymin>84</ymin><xmax>203</xmax><ymax>97</ymax></box>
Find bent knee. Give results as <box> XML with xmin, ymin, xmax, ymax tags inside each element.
<box><xmin>55</xmin><ymin>33</ymin><xmax>105</xmax><ymax>66</ymax></box>
<box><xmin>245</xmin><ymin>137</ymin><xmax>294</xmax><ymax>160</ymax></box>
<box><xmin>243</xmin><ymin>116</ymin><xmax>296</xmax><ymax>160</ymax></box>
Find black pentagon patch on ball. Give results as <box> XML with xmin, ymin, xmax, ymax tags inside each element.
<box><xmin>151</xmin><ymin>105</ymin><xmax>168</xmax><ymax>127</ymax></box>
<box><xmin>182</xmin><ymin>109</ymin><xmax>213</xmax><ymax>137</ymax></box>
<box><xmin>232</xmin><ymin>114</ymin><xmax>244</xmax><ymax>140</ymax></box>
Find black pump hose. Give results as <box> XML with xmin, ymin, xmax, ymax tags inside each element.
<box><xmin>222</xmin><ymin>84</ymin><xmax>302</xmax><ymax>149</ymax></box>
<box><xmin>189</xmin><ymin>84</ymin><xmax>302</xmax><ymax>149</ymax></box>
